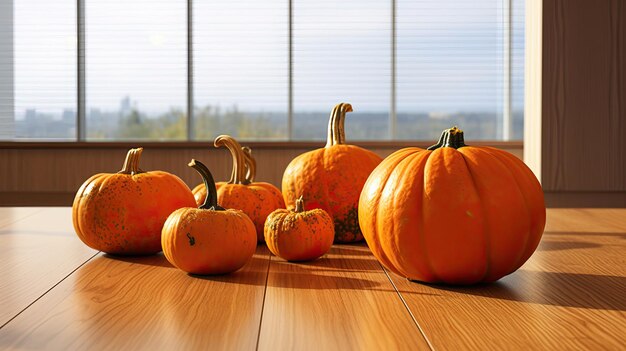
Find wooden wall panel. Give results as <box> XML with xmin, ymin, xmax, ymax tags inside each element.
<box><xmin>0</xmin><ymin>144</ymin><xmax>522</xmax><ymax>206</ymax></box>
<box><xmin>542</xmin><ymin>0</ymin><xmax>626</xmax><ymax>191</ymax></box>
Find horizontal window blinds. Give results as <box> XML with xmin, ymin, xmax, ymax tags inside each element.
<box><xmin>193</xmin><ymin>0</ymin><xmax>288</xmax><ymax>141</ymax></box>
<box><xmin>292</xmin><ymin>0</ymin><xmax>391</xmax><ymax>140</ymax></box>
<box><xmin>396</xmin><ymin>0</ymin><xmax>521</xmax><ymax>140</ymax></box>
<box><xmin>8</xmin><ymin>0</ymin><xmax>76</xmax><ymax>140</ymax></box>
<box><xmin>2</xmin><ymin>0</ymin><xmax>524</xmax><ymax>141</ymax></box>
<box><xmin>85</xmin><ymin>0</ymin><xmax>187</xmax><ymax>140</ymax></box>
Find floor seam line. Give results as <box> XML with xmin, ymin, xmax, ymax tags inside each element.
<box><xmin>255</xmin><ymin>250</ymin><xmax>272</xmax><ymax>351</ymax></box>
<box><xmin>380</xmin><ymin>262</ymin><xmax>437</xmax><ymax>351</ymax></box>
<box><xmin>0</xmin><ymin>251</ymin><xmax>100</xmax><ymax>330</ymax></box>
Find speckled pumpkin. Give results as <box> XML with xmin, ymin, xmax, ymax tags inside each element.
<box><xmin>264</xmin><ymin>196</ymin><xmax>334</xmax><ymax>261</ymax></box>
<box><xmin>72</xmin><ymin>148</ymin><xmax>196</xmax><ymax>255</ymax></box>
<box><xmin>204</xmin><ymin>135</ymin><xmax>285</xmax><ymax>242</ymax></box>
<box><xmin>359</xmin><ymin>127</ymin><xmax>546</xmax><ymax>285</ymax></box>
<box><xmin>162</xmin><ymin>160</ymin><xmax>256</xmax><ymax>275</ymax></box>
<box><xmin>281</xmin><ymin>103</ymin><xmax>382</xmax><ymax>243</ymax></box>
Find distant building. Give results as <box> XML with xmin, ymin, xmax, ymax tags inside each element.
<box><xmin>25</xmin><ymin>109</ymin><xmax>37</xmax><ymax>122</ymax></box>
<box><xmin>120</xmin><ymin>96</ymin><xmax>132</xmax><ymax>116</ymax></box>
<box><xmin>62</xmin><ymin>109</ymin><xmax>76</xmax><ymax>123</ymax></box>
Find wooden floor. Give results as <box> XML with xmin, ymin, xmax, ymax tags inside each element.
<box><xmin>0</xmin><ymin>208</ymin><xmax>624</xmax><ymax>350</ymax></box>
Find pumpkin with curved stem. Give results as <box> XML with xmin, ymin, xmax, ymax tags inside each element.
<box><xmin>264</xmin><ymin>196</ymin><xmax>334</xmax><ymax>261</ymax></box>
<box><xmin>241</xmin><ymin>146</ymin><xmax>256</xmax><ymax>184</ymax></box>
<box><xmin>199</xmin><ymin>136</ymin><xmax>285</xmax><ymax>242</ymax></box>
<box><xmin>162</xmin><ymin>160</ymin><xmax>256</xmax><ymax>275</ymax></box>
<box><xmin>358</xmin><ymin>127</ymin><xmax>546</xmax><ymax>285</ymax></box>
<box><xmin>191</xmin><ymin>145</ymin><xmax>257</xmax><ymax>205</ymax></box>
<box><xmin>282</xmin><ymin>103</ymin><xmax>382</xmax><ymax>243</ymax></box>
<box><xmin>72</xmin><ymin>148</ymin><xmax>196</xmax><ymax>255</ymax></box>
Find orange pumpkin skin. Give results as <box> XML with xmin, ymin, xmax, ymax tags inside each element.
<box><xmin>207</xmin><ymin>135</ymin><xmax>285</xmax><ymax>242</ymax></box>
<box><xmin>72</xmin><ymin>148</ymin><xmax>196</xmax><ymax>255</ymax></box>
<box><xmin>162</xmin><ymin>207</ymin><xmax>256</xmax><ymax>275</ymax></box>
<box><xmin>162</xmin><ymin>160</ymin><xmax>256</xmax><ymax>275</ymax></box>
<box><xmin>192</xmin><ymin>182</ymin><xmax>224</xmax><ymax>206</ymax></box>
<box><xmin>282</xmin><ymin>103</ymin><xmax>382</xmax><ymax>243</ymax></box>
<box><xmin>192</xmin><ymin>145</ymin><xmax>256</xmax><ymax>207</ymax></box>
<box><xmin>359</xmin><ymin>127</ymin><xmax>546</xmax><ymax>285</ymax></box>
<box><xmin>217</xmin><ymin>183</ymin><xmax>285</xmax><ymax>242</ymax></box>
<box><xmin>264</xmin><ymin>197</ymin><xmax>334</xmax><ymax>261</ymax></box>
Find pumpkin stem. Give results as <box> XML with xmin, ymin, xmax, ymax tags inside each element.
<box><xmin>295</xmin><ymin>195</ymin><xmax>305</xmax><ymax>213</ymax></box>
<box><xmin>427</xmin><ymin>126</ymin><xmax>468</xmax><ymax>150</ymax></box>
<box><xmin>118</xmin><ymin>148</ymin><xmax>145</xmax><ymax>175</ymax></box>
<box><xmin>325</xmin><ymin>102</ymin><xmax>353</xmax><ymax>147</ymax></box>
<box><xmin>188</xmin><ymin>159</ymin><xmax>225</xmax><ymax>211</ymax></box>
<box><xmin>242</xmin><ymin>146</ymin><xmax>256</xmax><ymax>185</ymax></box>
<box><xmin>214</xmin><ymin>135</ymin><xmax>247</xmax><ymax>184</ymax></box>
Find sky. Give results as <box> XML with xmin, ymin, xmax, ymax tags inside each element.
<box><xmin>11</xmin><ymin>0</ymin><xmax>525</xmax><ymax>118</ymax></box>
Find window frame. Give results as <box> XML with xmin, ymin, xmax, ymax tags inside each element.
<box><xmin>1</xmin><ymin>0</ymin><xmax>522</xmax><ymax>145</ymax></box>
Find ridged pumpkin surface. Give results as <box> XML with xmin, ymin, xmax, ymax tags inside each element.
<box><xmin>72</xmin><ymin>148</ymin><xmax>196</xmax><ymax>255</ymax></box>
<box><xmin>162</xmin><ymin>160</ymin><xmax>256</xmax><ymax>275</ymax></box>
<box><xmin>163</xmin><ymin>207</ymin><xmax>256</xmax><ymax>274</ymax></box>
<box><xmin>202</xmin><ymin>135</ymin><xmax>285</xmax><ymax>242</ymax></box>
<box><xmin>264</xmin><ymin>197</ymin><xmax>334</xmax><ymax>262</ymax></box>
<box><xmin>282</xmin><ymin>103</ymin><xmax>382</xmax><ymax>243</ymax></box>
<box><xmin>358</xmin><ymin>127</ymin><xmax>546</xmax><ymax>284</ymax></box>
<box><xmin>217</xmin><ymin>182</ymin><xmax>285</xmax><ymax>241</ymax></box>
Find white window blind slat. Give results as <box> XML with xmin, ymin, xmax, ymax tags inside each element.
<box><xmin>293</xmin><ymin>0</ymin><xmax>391</xmax><ymax>141</ymax></box>
<box><xmin>85</xmin><ymin>0</ymin><xmax>187</xmax><ymax>140</ymax></box>
<box><xmin>9</xmin><ymin>0</ymin><xmax>76</xmax><ymax>140</ymax></box>
<box><xmin>193</xmin><ymin>0</ymin><xmax>288</xmax><ymax>141</ymax></box>
<box><xmin>1</xmin><ymin>0</ymin><xmax>525</xmax><ymax>142</ymax></box>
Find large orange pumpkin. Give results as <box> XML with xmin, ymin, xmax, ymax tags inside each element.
<box><xmin>264</xmin><ymin>196</ymin><xmax>335</xmax><ymax>262</ymax></box>
<box><xmin>282</xmin><ymin>103</ymin><xmax>382</xmax><ymax>243</ymax></box>
<box><xmin>204</xmin><ymin>135</ymin><xmax>285</xmax><ymax>242</ymax></box>
<box><xmin>162</xmin><ymin>159</ymin><xmax>256</xmax><ymax>275</ymax></box>
<box><xmin>359</xmin><ymin>127</ymin><xmax>546</xmax><ymax>285</ymax></box>
<box><xmin>72</xmin><ymin>148</ymin><xmax>197</xmax><ymax>255</ymax></box>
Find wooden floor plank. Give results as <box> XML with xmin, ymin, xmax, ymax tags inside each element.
<box><xmin>0</xmin><ymin>244</ymin><xmax>271</xmax><ymax>350</ymax></box>
<box><xmin>386</xmin><ymin>208</ymin><xmax>626</xmax><ymax>350</ymax></box>
<box><xmin>0</xmin><ymin>208</ymin><xmax>97</xmax><ymax>327</ymax></box>
<box><xmin>257</xmin><ymin>244</ymin><xmax>431</xmax><ymax>351</ymax></box>
<box><xmin>0</xmin><ymin>207</ymin><xmax>44</xmax><ymax>228</ymax></box>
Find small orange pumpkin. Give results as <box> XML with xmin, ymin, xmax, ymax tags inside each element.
<box><xmin>72</xmin><ymin>148</ymin><xmax>196</xmax><ymax>255</ymax></box>
<box><xmin>359</xmin><ymin>127</ymin><xmax>546</xmax><ymax>284</ymax></box>
<box><xmin>264</xmin><ymin>196</ymin><xmax>334</xmax><ymax>261</ymax></box>
<box><xmin>204</xmin><ymin>135</ymin><xmax>285</xmax><ymax>242</ymax></box>
<box><xmin>282</xmin><ymin>103</ymin><xmax>382</xmax><ymax>243</ymax></box>
<box><xmin>162</xmin><ymin>159</ymin><xmax>256</xmax><ymax>275</ymax></box>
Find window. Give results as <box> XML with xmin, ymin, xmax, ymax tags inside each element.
<box><xmin>293</xmin><ymin>0</ymin><xmax>390</xmax><ymax>140</ymax></box>
<box><xmin>85</xmin><ymin>0</ymin><xmax>187</xmax><ymax>140</ymax></box>
<box><xmin>193</xmin><ymin>0</ymin><xmax>288</xmax><ymax>141</ymax></box>
<box><xmin>1</xmin><ymin>0</ymin><xmax>524</xmax><ymax>142</ymax></box>
<box><xmin>397</xmin><ymin>0</ymin><xmax>524</xmax><ymax>140</ymax></box>
<box><xmin>5</xmin><ymin>0</ymin><xmax>76</xmax><ymax>140</ymax></box>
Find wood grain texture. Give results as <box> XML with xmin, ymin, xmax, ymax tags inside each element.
<box><xmin>542</xmin><ymin>0</ymin><xmax>626</xmax><ymax>192</ymax></box>
<box><xmin>0</xmin><ymin>208</ymin><xmax>97</xmax><ymax>327</ymax></box>
<box><xmin>0</xmin><ymin>207</ymin><xmax>43</xmax><ymax>228</ymax></box>
<box><xmin>0</xmin><ymin>245</ymin><xmax>271</xmax><ymax>350</ymax></box>
<box><xmin>545</xmin><ymin>191</ymin><xmax>626</xmax><ymax>208</ymax></box>
<box><xmin>257</xmin><ymin>244</ymin><xmax>431</xmax><ymax>351</ymax></box>
<box><xmin>1</xmin><ymin>207</ymin><xmax>626</xmax><ymax>349</ymax></box>
<box><xmin>385</xmin><ymin>208</ymin><xmax>626</xmax><ymax>350</ymax></box>
<box><xmin>0</xmin><ymin>145</ymin><xmax>523</xmax><ymax>206</ymax></box>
